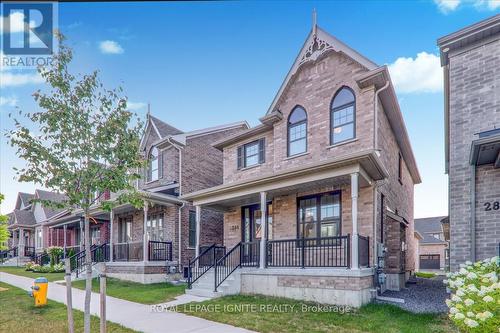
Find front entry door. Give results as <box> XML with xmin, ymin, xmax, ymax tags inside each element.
<box><xmin>241</xmin><ymin>203</ymin><xmax>272</xmax><ymax>263</ymax></box>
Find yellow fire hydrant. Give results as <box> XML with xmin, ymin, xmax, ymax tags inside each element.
<box><xmin>29</xmin><ymin>277</ymin><xmax>48</xmax><ymax>307</ymax></box>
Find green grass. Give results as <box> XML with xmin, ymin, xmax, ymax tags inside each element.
<box><xmin>0</xmin><ymin>266</ymin><xmax>65</xmax><ymax>282</ymax></box>
<box><xmin>179</xmin><ymin>295</ymin><xmax>456</xmax><ymax>333</ymax></box>
<box><xmin>0</xmin><ymin>282</ymin><xmax>138</xmax><ymax>333</ymax></box>
<box><xmin>71</xmin><ymin>277</ymin><xmax>186</xmax><ymax>304</ymax></box>
<box><xmin>415</xmin><ymin>272</ymin><xmax>437</xmax><ymax>278</ymax></box>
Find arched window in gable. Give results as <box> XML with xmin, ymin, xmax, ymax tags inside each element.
<box><xmin>287</xmin><ymin>106</ymin><xmax>307</xmax><ymax>156</ymax></box>
<box><xmin>331</xmin><ymin>87</ymin><xmax>355</xmax><ymax>144</ymax></box>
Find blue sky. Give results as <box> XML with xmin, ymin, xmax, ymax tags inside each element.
<box><xmin>1</xmin><ymin>1</ymin><xmax>499</xmax><ymax>215</ymax></box>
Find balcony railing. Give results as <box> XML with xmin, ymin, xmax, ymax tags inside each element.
<box><xmin>266</xmin><ymin>236</ymin><xmax>351</xmax><ymax>268</ymax></box>
<box><xmin>148</xmin><ymin>240</ymin><xmax>173</xmax><ymax>261</ymax></box>
<box><xmin>113</xmin><ymin>241</ymin><xmax>143</xmax><ymax>261</ymax></box>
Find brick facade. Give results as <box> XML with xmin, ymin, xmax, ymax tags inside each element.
<box><xmin>445</xmin><ymin>34</ymin><xmax>500</xmax><ymax>270</ymax></box>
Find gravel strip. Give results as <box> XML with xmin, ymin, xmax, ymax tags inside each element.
<box><xmin>377</xmin><ymin>276</ymin><xmax>449</xmax><ymax>313</ymax></box>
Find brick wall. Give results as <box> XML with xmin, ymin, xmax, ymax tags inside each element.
<box><xmin>448</xmin><ymin>37</ymin><xmax>500</xmax><ymax>269</ymax></box>
<box><xmin>419</xmin><ymin>243</ymin><xmax>447</xmax><ymax>269</ymax></box>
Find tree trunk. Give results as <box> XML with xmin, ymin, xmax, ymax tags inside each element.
<box><xmin>84</xmin><ymin>212</ymin><xmax>92</xmax><ymax>333</ymax></box>
<box><xmin>99</xmin><ymin>263</ymin><xmax>107</xmax><ymax>333</ymax></box>
<box><xmin>65</xmin><ymin>258</ymin><xmax>75</xmax><ymax>333</ymax></box>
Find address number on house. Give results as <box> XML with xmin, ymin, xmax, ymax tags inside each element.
<box><xmin>484</xmin><ymin>201</ymin><xmax>500</xmax><ymax>211</ymax></box>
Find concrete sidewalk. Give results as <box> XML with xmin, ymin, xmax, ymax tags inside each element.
<box><xmin>0</xmin><ymin>272</ymin><xmax>254</xmax><ymax>333</ymax></box>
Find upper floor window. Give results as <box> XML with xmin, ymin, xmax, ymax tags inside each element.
<box><xmin>237</xmin><ymin>138</ymin><xmax>265</xmax><ymax>169</ymax></box>
<box><xmin>331</xmin><ymin>87</ymin><xmax>355</xmax><ymax>144</ymax></box>
<box><xmin>288</xmin><ymin>106</ymin><xmax>307</xmax><ymax>156</ymax></box>
<box><xmin>147</xmin><ymin>147</ymin><xmax>161</xmax><ymax>182</ymax></box>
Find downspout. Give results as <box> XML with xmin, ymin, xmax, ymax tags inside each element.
<box><xmin>470</xmin><ymin>164</ymin><xmax>476</xmax><ymax>263</ymax></box>
<box><xmin>373</xmin><ymin>80</ymin><xmax>390</xmax><ymax>295</ymax></box>
<box><xmin>166</xmin><ymin>136</ymin><xmax>185</xmax><ymax>271</ymax></box>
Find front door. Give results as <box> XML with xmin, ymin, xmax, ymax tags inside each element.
<box><xmin>241</xmin><ymin>203</ymin><xmax>272</xmax><ymax>263</ymax></box>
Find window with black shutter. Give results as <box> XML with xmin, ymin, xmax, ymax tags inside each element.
<box><xmin>237</xmin><ymin>139</ymin><xmax>265</xmax><ymax>169</ymax></box>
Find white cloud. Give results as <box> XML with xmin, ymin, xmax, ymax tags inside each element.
<box><xmin>485</xmin><ymin>0</ymin><xmax>500</xmax><ymax>10</ymax></box>
<box><xmin>99</xmin><ymin>40</ymin><xmax>124</xmax><ymax>54</ymax></box>
<box><xmin>0</xmin><ymin>12</ymin><xmax>28</xmax><ymax>34</ymax></box>
<box><xmin>388</xmin><ymin>52</ymin><xmax>443</xmax><ymax>94</ymax></box>
<box><xmin>434</xmin><ymin>0</ymin><xmax>461</xmax><ymax>13</ymax></box>
<box><xmin>0</xmin><ymin>71</ymin><xmax>44</xmax><ymax>87</ymax></box>
<box><xmin>126</xmin><ymin>101</ymin><xmax>147</xmax><ymax>111</ymax></box>
<box><xmin>0</xmin><ymin>95</ymin><xmax>18</xmax><ymax>107</ymax></box>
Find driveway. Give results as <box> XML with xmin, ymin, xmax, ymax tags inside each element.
<box><xmin>378</xmin><ymin>276</ymin><xmax>448</xmax><ymax>313</ymax></box>
<box><xmin>0</xmin><ymin>272</ymin><xmax>254</xmax><ymax>333</ymax></box>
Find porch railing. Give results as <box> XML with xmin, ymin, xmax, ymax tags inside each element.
<box><xmin>24</xmin><ymin>246</ymin><xmax>35</xmax><ymax>259</ymax></box>
<box><xmin>0</xmin><ymin>246</ymin><xmax>17</xmax><ymax>262</ymax></box>
<box><xmin>113</xmin><ymin>241</ymin><xmax>143</xmax><ymax>261</ymax></box>
<box><xmin>187</xmin><ymin>244</ymin><xmax>225</xmax><ymax>289</ymax></box>
<box><xmin>214</xmin><ymin>241</ymin><xmax>259</xmax><ymax>292</ymax></box>
<box><xmin>69</xmin><ymin>243</ymin><xmax>109</xmax><ymax>278</ymax></box>
<box><xmin>34</xmin><ymin>252</ymin><xmax>50</xmax><ymax>266</ymax></box>
<box><xmin>358</xmin><ymin>235</ymin><xmax>370</xmax><ymax>267</ymax></box>
<box><xmin>148</xmin><ymin>240</ymin><xmax>173</xmax><ymax>261</ymax></box>
<box><xmin>266</xmin><ymin>235</ymin><xmax>350</xmax><ymax>268</ymax></box>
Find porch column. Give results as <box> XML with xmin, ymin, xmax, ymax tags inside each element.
<box><xmin>351</xmin><ymin>172</ymin><xmax>359</xmax><ymax>269</ymax></box>
<box><xmin>195</xmin><ymin>205</ymin><xmax>201</xmax><ymax>260</ymax></box>
<box><xmin>19</xmin><ymin>228</ymin><xmax>25</xmax><ymax>257</ymax></box>
<box><xmin>109</xmin><ymin>209</ymin><xmax>114</xmax><ymax>262</ymax></box>
<box><xmin>259</xmin><ymin>191</ymin><xmax>267</xmax><ymax>269</ymax></box>
<box><xmin>63</xmin><ymin>224</ymin><xmax>67</xmax><ymax>259</ymax></box>
<box><xmin>143</xmin><ymin>202</ymin><xmax>148</xmax><ymax>262</ymax></box>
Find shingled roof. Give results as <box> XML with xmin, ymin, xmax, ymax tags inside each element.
<box><xmin>10</xmin><ymin>209</ymin><xmax>37</xmax><ymax>227</ymax></box>
<box><xmin>149</xmin><ymin>115</ymin><xmax>183</xmax><ymax>138</ymax></box>
<box><xmin>35</xmin><ymin>189</ymin><xmax>67</xmax><ymax>219</ymax></box>
<box><xmin>415</xmin><ymin>216</ymin><xmax>448</xmax><ymax>245</ymax></box>
<box><xmin>18</xmin><ymin>192</ymin><xmax>34</xmax><ymax>207</ymax></box>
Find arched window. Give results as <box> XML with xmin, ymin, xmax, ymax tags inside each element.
<box><xmin>331</xmin><ymin>87</ymin><xmax>355</xmax><ymax>144</ymax></box>
<box><xmin>148</xmin><ymin>147</ymin><xmax>160</xmax><ymax>181</ymax></box>
<box><xmin>288</xmin><ymin>106</ymin><xmax>307</xmax><ymax>156</ymax></box>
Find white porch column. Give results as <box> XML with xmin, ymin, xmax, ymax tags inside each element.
<box><xmin>351</xmin><ymin>172</ymin><xmax>359</xmax><ymax>269</ymax></box>
<box><xmin>143</xmin><ymin>202</ymin><xmax>148</xmax><ymax>262</ymax></box>
<box><xmin>259</xmin><ymin>191</ymin><xmax>267</xmax><ymax>269</ymax></box>
<box><xmin>19</xmin><ymin>228</ymin><xmax>25</xmax><ymax>257</ymax></box>
<box><xmin>109</xmin><ymin>209</ymin><xmax>114</xmax><ymax>262</ymax></box>
<box><xmin>63</xmin><ymin>224</ymin><xmax>67</xmax><ymax>258</ymax></box>
<box><xmin>195</xmin><ymin>205</ymin><xmax>201</xmax><ymax>259</ymax></box>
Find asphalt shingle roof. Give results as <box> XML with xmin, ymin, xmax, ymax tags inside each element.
<box><xmin>35</xmin><ymin>189</ymin><xmax>67</xmax><ymax>219</ymax></box>
<box><xmin>149</xmin><ymin>115</ymin><xmax>183</xmax><ymax>138</ymax></box>
<box><xmin>18</xmin><ymin>192</ymin><xmax>34</xmax><ymax>207</ymax></box>
<box><xmin>12</xmin><ymin>209</ymin><xmax>37</xmax><ymax>226</ymax></box>
<box><xmin>415</xmin><ymin>216</ymin><xmax>448</xmax><ymax>244</ymax></box>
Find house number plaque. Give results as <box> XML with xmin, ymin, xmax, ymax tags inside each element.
<box><xmin>484</xmin><ymin>201</ymin><xmax>500</xmax><ymax>211</ymax></box>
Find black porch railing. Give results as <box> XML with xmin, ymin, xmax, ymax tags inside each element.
<box><xmin>148</xmin><ymin>240</ymin><xmax>173</xmax><ymax>261</ymax></box>
<box><xmin>266</xmin><ymin>235</ymin><xmax>350</xmax><ymax>268</ymax></box>
<box><xmin>214</xmin><ymin>241</ymin><xmax>259</xmax><ymax>292</ymax></box>
<box><xmin>24</xmin><ymin>246</ymin><xmax>35</xmax><ymax>259</ymax></box>
<box><xmin>358</xmin><ymin>235</ymin><xmax>370</xmax><ymax>268</ymax></box>
<box><xmin>34</xmin><ymin>252</ymin><xmax>50</xmax><ymax>266</ymax></box>
<box><xmin>69</xmin><ymin>243</ymin><xmax>109</xmax><ymax>278</ymax></box>
<box><xmin>187</xmin><ymin>244</ymin><xmax>225</xmax><ymax>289</ymax></box>
<box><xmin>0</xmin><ymin>246</ymin><xmax>17</xmax><ymax>262</ymax></box>
<box><xmin>113</xmin><ymin>242</ymin><xmax>143</xmax><ymax>261</ymax></box>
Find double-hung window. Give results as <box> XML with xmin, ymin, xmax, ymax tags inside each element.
<box><xmin>331</xmin><ymin>87</ymin><xmax>356</xmax><ymax>144</ymax></box>
<box><xmin>237</xmin><ymin>138</ymin><xmax>265</xmax><ymax>169</ymax></box>
<box><xmin>147</xmin><ymin>147</ymin><xmax>162</xmax><ymax>182</ymax></box>
<box><xmin>147</xmin><ymin>213</ymin><xmax>164</xmax><ymax>241</ymax></box>
<box><xmin>297</xmin><ymin>192</ymin><xmax>341</xmax><ymax>244</ymax></box>
<box><xmin>288</xmin><ymin>106</ymin><xmax>307</xmax><ymax>156</ymax></box>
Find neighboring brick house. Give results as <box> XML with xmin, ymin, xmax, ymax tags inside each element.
<box><xmin>438</xmin><ymin>14</ymin><xmax>500</xmax><ymax>271</ymax></box>
<box><xmin>184</xmin><ymin>21</ymin><xmax>421</xmax><ymax>306</ymax></box>
<box><xmin>414</xmin><ymin>216</ymin><xmax>449</xmax><ymax>271</ymax></box>
<box><xmin>43</xmin><ymin>114</ymin><xmax>248</xmax><ymax>283</ymax></box>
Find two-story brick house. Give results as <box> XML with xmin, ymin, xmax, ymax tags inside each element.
<box><xmin>39</xmin><ymin>114</ymin><xmax>247</xmax><ymax>283</ymax></box>
<box><xmin>438</xmin><ymin>14</ymin><xmax>500</xmax><ymax>270</ymax></box>
<box><xmin>183</xmin><ymin>22</ymin><xmax>421</xmax><ymax>306</ymax></box>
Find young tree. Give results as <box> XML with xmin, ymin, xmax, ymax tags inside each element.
<box><xmin>7</xmin><ymin>34</ymin><xmax>144</xmax><ymax>333</ymax></box>
<box><xmin>0</xmin><ymin>194</ymin><xmax>10</xmax><ymax>250</ymax></box>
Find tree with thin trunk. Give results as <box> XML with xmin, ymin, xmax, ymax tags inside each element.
<box><xmin>7</xmin><ymin>34</ymin><xmax>144</xmax><ymax>333</ymax></box>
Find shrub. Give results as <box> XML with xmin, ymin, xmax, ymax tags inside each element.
<box><xmin>47</xmin><ymin>246</ymin><xmax>64</xmax><ymax>266</ymax></box>
<box><xmin>444</xmin><ymin>256</ymin><xmax>499</xmax><ymax>333</ymax></box>
<box><xmin>24</xmin><ymin>261</ymin><xmax>36</xmax><ymax>271</ymax></box>
<box><xmin>31</xmin><ymin>262</ymin><xmax>64</xmax><ymax>273</ymax></box>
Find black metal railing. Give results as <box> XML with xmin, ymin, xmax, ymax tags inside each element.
<box><xmin>148</xmin><ymin>240</ymin><xmax>173</xmax><ymax>261</ymax></box>
<box><xmin>358</xmin><ymin>235</ymin><xmax>370</xmax><ymax>267</ymax></box>
<box><xmin>34</xmin><ymin>252</ymin><xmax>50</xmax><ymax>266</ymax></box>
<box><xmin>266</xmin><ymin>236</ymin><xmax>350</xmax><ymax>268</ymax></box>
<box><xmin>214</xmin><ymin>241</ymin><xmax>259</xmax><ymax>292</ymax></box>
<box><xmin>24</xmin><ymin>246</ymin><xmax>35</xmax><ymax>259</ymax></box>
<box><xmin>113</xmin><ymin>241</ymin><xmax>143</xmax><ymax>261</ymax></box>
<box><xmin>69</xmin><ymin>243</ymin><xmax>109</xmax><ymax>278</ymax></box>
<box><xmin>187</xmin><ymin>244</ymin><xmax>225</xmax><ymax>289</ymax></box>
<box><xmin>0</xmin><ymin>246</ymin><xmax>17</xmax><ymax>262</ymax></box>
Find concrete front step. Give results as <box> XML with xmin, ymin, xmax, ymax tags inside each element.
<box><xmin>187</xmin><ymin>268</ymin><xmax>241</xmax><ymax>298</ymax></box>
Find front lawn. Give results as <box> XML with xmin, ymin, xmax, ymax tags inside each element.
<box><xmin>71</xmin><ymin>277</ymin><xmax>186</xmax><ymax>304</ymax></box>
<box><xmin>415</xmin><ymin>272</ymin><xmax>437</xmax><ymax>278</ymax></box>
<box><xmin>0</xmin><ymin>282</ymin><xmax>137</xmax><ymax>333</ymax></box>
<box><xmin>0</xmin><ymin>266</ymin><xmax>65</xmax><ymax>282</ymax></box>
<box><xmin>179</xmin><ymin>295</ymin><xmax>456</xmax><ymax>333</ymax></box>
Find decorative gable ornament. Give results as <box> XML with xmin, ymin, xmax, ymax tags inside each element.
<box><xmin>298</xmin><ymin>33</ymin><xmax>334</xmax><ymax>67</ymax></box>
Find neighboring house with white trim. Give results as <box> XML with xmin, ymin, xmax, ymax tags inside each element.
<box><xmin>415</xmin><ymin>216</ymin><xmax>449</xmax><ymax>271</ymax></box>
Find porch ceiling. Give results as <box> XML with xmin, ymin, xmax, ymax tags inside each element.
<box><xmin>184</xmin><ymin>150</ymin><xmax>386</xmax><ymax>211</ymax></box>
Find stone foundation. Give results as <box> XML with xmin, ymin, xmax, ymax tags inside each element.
<box><xmin>239</xmin><ymin>268</ymin><xmax>375</xmax><ymax>307</ymax></box>
<box><xmin>106</xmin><ymin>261</ymin><xmax>180</xmax><ymax>284</ymax></box>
